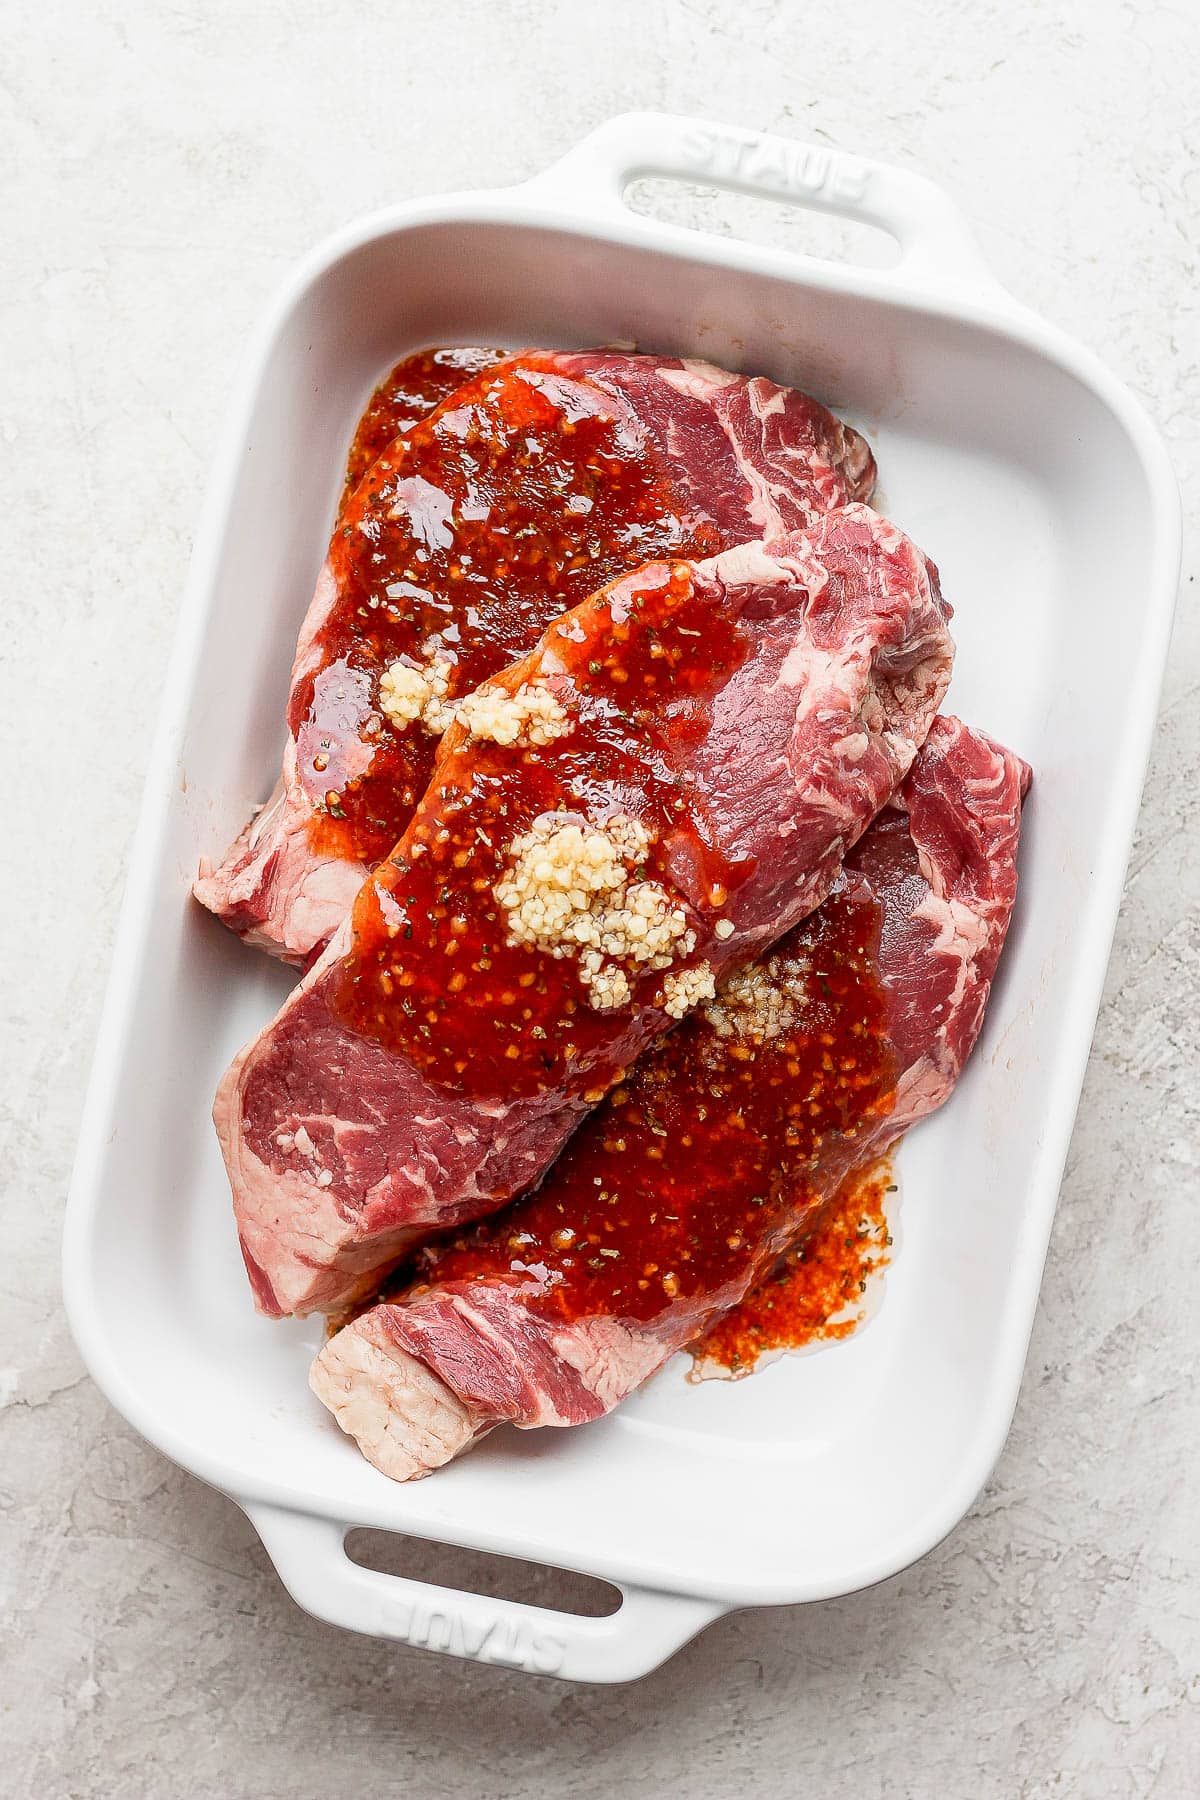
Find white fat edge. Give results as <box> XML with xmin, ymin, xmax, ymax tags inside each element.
<box><xmin>773</xmin><ymin>635</ymin><xmax>844</xmax><ymax>694</ymax></box>
<box><xmin>775</xmin><ymin>542</ymin><xmax>833</xmax><ymax>600</ymax></box>
<box><xmin>862</xmin><ymin>505</ymin><xmax>912</xmax><ymax>557</ymax></box>
<box><xmin>829</xmin><ymin>730</ymin><xmax>871</xmax><ymax>762</ymax></box>
<box><xmin>880</xmin><ymin>726</ymin><xmax>922</xmax><ymax>781</ymax></box>
<box><xmin>658</xmin><ymin>358</ymin><xmax>740</xmax><ymax>398</ymax></box>
<box><xmin>293</xmin><ymin>562</ymin><xmax>341</xmax><ymax>677</ymax></box>
<box><xmin>747</xmin><ymin>378</ymin><xmax>787</xmax><ymax>419</ymax></box>
<box><xmin>734</xmin><ymin>457</ymin><xmax>792</xmax><ymax>538</ymax></box>
<box><xmin>244</xmin><ymin>779</ymin><xmax>289</xmax><ymax>851</ymax></box>
<box><xmin>702</xmin><ymin>538</ymin><xmax>794</xmax><ymax>590</ymax></box>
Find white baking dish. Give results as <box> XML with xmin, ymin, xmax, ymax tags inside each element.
<box><xmin>63</xmin><ymin>113</ymin><xmax>1180</xmax><ymax>1683</ymax></box>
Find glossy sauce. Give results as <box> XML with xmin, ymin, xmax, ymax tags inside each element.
<box><xmin>411</xmin><ymin>877</ymin><xmax>898</xmax><ymax>1327</ymax></box>
<box><xmin>330</xmin><ymin>562</ymin><xmax>751</xmax><ymax>1100</ymax></box>
<box><xmin>692</xmin><ymin>1157</ymin><xmax>895</xmax><ymax>1375</ymax></box>
<box><xmin>325</xmin><ymin>352</ymin><xmax>903</xmax><ymax>1368</ymax></box>
<box><xmin>299</xmin><ymin>356</ymin><xmax>724</xmax><ymax>866</ymax></box>
<box><xmin>340</xmin><ymin>347</ymin><xmax>507</xmax><ymax>506</ymax></box>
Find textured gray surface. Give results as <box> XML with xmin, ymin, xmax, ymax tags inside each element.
<box><xmin>3</xmin><ymin>2</ymin><xmax>1198</xmax><ymax>1794</ymax></box>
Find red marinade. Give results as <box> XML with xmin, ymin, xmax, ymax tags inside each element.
<box><xmin>300</xmin><ymin>361</ymin><xmax>725</xmax><ymax>866</ymax></box>
<box><xmin>693</xmin><ymin>1157</ymin><xmax>895</xmax><ymax>1375</ymax></box>
<box><xmin>330</xmin><ymin>561</ymin><xmax>749</xmax><ymax>1100</ymax></box>
<box><xmin>412</xmin><ymin>874</ymin><xmax>898</xmax><ymax>1327</ymax></box>
<box><xmin>340</xmin><ymin>347</ymin><xmax>507</xmax><ymax>505</ymax></box>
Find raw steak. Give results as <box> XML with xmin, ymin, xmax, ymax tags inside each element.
<box><xmin>195</xmin><ymin>350</ymin><xmax>877</xmax><ymax>965</ymax></box>
<box><xmin>310</xmin><ymin>715</ymin><xmax>1030</xmax><ymax>1481</ymax></box>
<box><xmin>216</xmin><ymin>503</ymin><xmax>952</xmax><ymax>1317</ymax></box>
<box><xmin>195</xmin><ymin>345</ymin><xmax>506</xmax><ymax>963</ymax></box>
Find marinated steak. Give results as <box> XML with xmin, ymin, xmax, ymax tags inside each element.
<box><xmin>195</xmin><ymin>350</ymin><xmax>877</xmax><ymax>965</ymax></box>
<box><xmin>310</xmin><ymin>716</ymin><xmax>1030</xmax><ymax>1481</ymax></box>
<box><xmin>340</xmin><ymin>346</ymin><xmax>507</xmax><ymax>506</ymax></box>
<box><xmin>216</xmin><ymin>504</ymin><xmax>952</xmax><ymax>1318</ymax></box>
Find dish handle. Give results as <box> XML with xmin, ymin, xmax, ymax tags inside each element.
<box><xmin>245</xmin><ymin>1502</ymin><xmax>726</xmax><ymax>1683</ymax></box>
<box><xmin>520</xmin><ymin>110</ymin><xmax>1003</xmax><ymax>296</ymax></box>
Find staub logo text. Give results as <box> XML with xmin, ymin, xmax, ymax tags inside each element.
<box><xmin>388</xmin><ymin>1599</ymin><xmax>567</xmax><ymax>1673</ymax></box>
<box><xmin>677</xmin><ymin>126</ymin><xmax>870</xmax><ymax>204</ymax></box>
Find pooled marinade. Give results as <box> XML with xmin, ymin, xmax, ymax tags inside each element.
<box><xmin>691</xmin><ymin>1156</ymin><xmax>895</xmax><ymax>1379</ymax></box>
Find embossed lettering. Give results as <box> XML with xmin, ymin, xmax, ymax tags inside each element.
<box><xmin>487</xmin><ymin>1616</ymin><xmax>529</xmax><ymax>1668</ymax></box>
<box><xmin>829</xmin><ymin>157</ymin><xmax>870</xmax><ymax>202</ymax></box>
<box><xmin>384</xmin><ymin>1595</ymin><xmax>571</xmax><ymax>1671</ymax></box>
<box><xmin>674</xmin><ymin>126</ymin><xmax>871</xmax><ymax>211</ymax></box>
<box><xmin>458</xmin><ymin>1613</ymin><xmax>495</xmax><ymax>1657</ymax></box>
<box><xmin>680</xmin><ymin>125</ymin><xmax>717</xmax><ymax>165</ymax></box>
<box><xmin>746</xmin><ymin>139</ymin><xmax>791</xmax><ymax>188</ymax></box>
<box><xmin>530</xmin><ymin>1631</ymin><xmax>568</xmax><ymax>1675</ymax></box>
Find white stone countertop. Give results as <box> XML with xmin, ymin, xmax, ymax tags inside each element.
<box><xmin>3</xmin><ymin>2</ymin><xmax>1197</xmax><ymax>1794</ymax></box>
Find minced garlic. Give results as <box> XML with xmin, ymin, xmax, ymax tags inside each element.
<box><xmin>495</xmin><ymin>813</ymin><xmax>695</xmax><ymax>1011</ymax></box>
<box><xmin>703</xmin><ymin>958</ymin><xmax>802</xmax><ymax>1043</ymax></box>
<box><xmin>455</xmin><ymin>680</ymin><xmax>572</xmax><ymax>748</ymax></box>
<box><xmin>660</xmin><ymin>962</ymin><xmax>717</xmax><ymax>1019</ymax></box>
<box><xmin>378</xmin><ymin>655</ymin><xmax>454</xmax><ymax>734</ymax></box>
<box><xmin>586</xmin><ymin>964</ymin><xmax>631</xmax><ymax>1011</ymax></box>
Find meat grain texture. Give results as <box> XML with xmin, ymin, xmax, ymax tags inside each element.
<box><xmin>195</xmin><ymin>350</ymin><xmax>877</xmax><ymax>964</ymax></box>
<box><xmin>311</xmin><ymin>716</ymin><xmax>1031</xmax><ymax>1481</ymax></box>
<box><xmin>216</xmin><ymin>503</ymin><xmax>953</xmax><ymax>1318</ymax></box>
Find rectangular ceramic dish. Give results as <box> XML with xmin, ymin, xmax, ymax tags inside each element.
<box><xmin>63</xmin><ymin>113</ymin><xmax>1180</xmax><ymax>1682</ymax></box>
